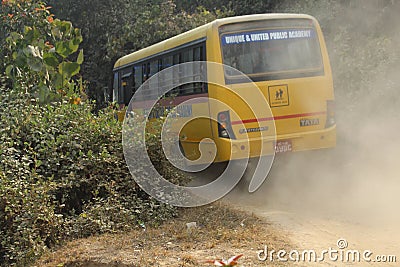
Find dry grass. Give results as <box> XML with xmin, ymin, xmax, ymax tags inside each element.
<box><xmin>35</xmin><ymin>203</ymin><xmax>291</xmax><ymax>267</ymax></box>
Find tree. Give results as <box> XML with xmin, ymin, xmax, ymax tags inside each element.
<box><xmin>1</xmin><ymin>0</ymin><xmax>84</xmax><ymax>103</ymax></box>
<box><xmin>48</xmin><ymin>0</ymin><xmax>229</xmax><ymax>108</ymax></box>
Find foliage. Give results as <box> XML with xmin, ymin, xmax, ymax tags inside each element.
<box><xmin>23</xmin><ymin>0</ymin><xmax>400</xmax><ymax>114</ymax></box>
<box><xmin>175</xmin><ymin>0</ymin><xmax>277</xmax><ymax>15</ymax></box>
<box><xmin>0</xmin><ymin>2</ymin><xmax>190</xmax><ymax>265</ymax></box>
<box><xmin>0</xmin><ymin>81</ymin><xmax>182</xmax><ymax>265</ymax></box>
<box><xmin>1</xmin><ymin>0</ymin><xmax>399</xmax><ymax>266</ymax></box>
<box><xmin>48</xmin><ymin>0</ymin><xmax>230</xmax><ymax>108</ymax></box>
<box><xmin>2</xmin><ymin>0</ymin><xmax>84</xmax><ymax>103</ymax></box>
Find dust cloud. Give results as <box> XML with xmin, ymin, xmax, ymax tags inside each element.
<box><xmin>223</xmin><ymin>0</ymin><xmax>400</xmax><ymax>234</ymax></box>
<box><xmin>175</xmin><ymin>2</ymin><xmax>400</xmax><ymax>262</ymax></box>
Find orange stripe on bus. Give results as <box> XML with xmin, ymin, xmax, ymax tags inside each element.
<box><xmin>231</xmin><ymin>111</ymin><xmax>327</xmax><ymax>125</ymax></box>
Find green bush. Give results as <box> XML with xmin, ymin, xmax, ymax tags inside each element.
<box><xmin>1</xmin><ymin>1</ymin><xmax>188</xmax><ymax>264</ymax></box>
<box><xmin>0</xmin><ymin>80</ymin><xmax>182</xmax><ymax>266</ymax></box>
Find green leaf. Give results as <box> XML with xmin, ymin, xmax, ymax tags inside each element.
<box><xmin>6</xmin><ymin>65</ymin><xmax>15</xmax><ymax>77</ymax></box>
<box><xmin>38</xmin><ymin>85</ymin><xmax>50</xmax><ymax>104</ymax></box>
<box><xmin>15</xmin><ymin>51</ymin><xmax>27</xmax><ymax>67</ymax></box>
<box><xmin>68</xmin><ymin>39</ymin><xmax>79</xmax><ymax>54</ymax></box>
<box><xmin>51</xmin><ymin>25</ymin><xmax>62</xmax><ymax>39</ymax></box>
<box><xmin>77</xmin><ymin>49</ymin><xmax>84</xmax><ymax>64</ymax></box>
<box><xmin>55</xmin><ymin>41</ymin><xmax>73</xmax><ymax>58</ymax></box>
<box><xmin>25</xmin><ymin>28</ymin><xmax>40</xmax><ymax>43</ymax></box>
<box><xmin>73</xmin><ymin>29</ymin><xmax>83</xmax><ymax>45</ymax></box>
<box><xmin>59</xmin><ymin>21</ymin><xmax>72</xmax><ymax>37</ymax></box>
<box><xmin>43</xmin><ymin>53</ymin><xmax>59</xmax><ymax>68</ymax></box>
<box><xmin>27</xmin><ymin>57</ymin><xmax>43</xmax><ymax>72</ymax></box>
<box><xmin>53</xmin><ymin>73</ymin><xmax>64</xmax><ymax>89</ymax></box>
<box><xmin>59</xmin><ymin>62</ymin><xmax>80</xmax><ymax>79</ymax></box>
<box><xmin>6</xmin><ymin>32</ymin><xmax>22</xmax><ymax>48</ymax></box>
<box><xmin>38</xmin><ymin>39</ymin><xmax>46</xmax><ymax>50</ymax></box>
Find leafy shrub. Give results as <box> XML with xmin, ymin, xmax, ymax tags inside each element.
<box><xmin>1</xmin><ymin>1</ymin><xmax>189</xmax><ymax>264</ymax></box>
<box><xmin>0</xmin><ymin>80</ymin><xmax>183</xmax><ymax>266</ymax></box>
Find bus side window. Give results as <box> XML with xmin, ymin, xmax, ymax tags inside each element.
<box><xmin>149</xmin><ymin>60</ymin><xmax>159</xmax><ymax>99</ymax></box>
<box><xmin>113</xmin><ymin>72</ymin><xmax>119</xmax><ymax>103</ymax></box>
<box><xmin>171</xmin><ymin>53</ymin><xmax>180</xmax><ymax>95</ymax></box>
<box><xmin>142</xmin><ymin>62</ymin><xmax>151</xmax><ymax>82</ymax></box>
<box><xmin>181</xmin><ymin>48</ymin><xmax>194</xmax><ymax>95</ymax></box>
<box><xmin>134</xmin><ymin>65</ymin><xmax>142</xmax><ymax>93</ymax></box>
<box><xmin>162</xmin><ymin>55</ymin><xmax>173</xmax><ymax>70</ymax></box>
<box><xmin>162</xmin><ymin>55</ymin><xmax>173</xmax><ymax>96</ymax></box>
<box><xmin>150</xmin><ymin>60</ymin><xmax>159</xmax><ymax>77</ymax></box>
<box><xmin>142</xmin><ymin>63</ymin><xmax>148</xmax><ymax>86</ymax></box>
<box><xmin>193</xmin><ymin>46</ymin><xmax>203</xmax><ymax>93</ymax></box>
<box><xmin>121</xmin><ymin>70</ymin><xmax>133</xmax><ymax>105</ymax></box>
<box><xmin>118</xmin><ymin>72</ymin><xmax>125</xmax><ymax>105</ymax></box>
<box><xmin>141</xmin><ymin>62</ymin><xmax>151</xmax><ymax>99</ymax></box>
<box><xmin>201</xmin><ymin>44</ymin><xmax>208</xmax><ymax>93</ymax></box>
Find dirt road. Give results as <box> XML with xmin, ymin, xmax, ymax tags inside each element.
<box><xmin>220</xmin><ymin>146</ymin><xmax>400</xmax><ymax>266</ymax></box>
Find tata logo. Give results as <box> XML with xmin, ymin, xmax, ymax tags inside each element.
<box><xmin>300</xmin><ymin>118</ymin><xmax>319</xmax><ymax>127</ymax></box>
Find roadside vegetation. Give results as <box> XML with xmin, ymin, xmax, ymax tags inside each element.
<box><xmin>1</xmin><ymin>0</ymin><xmax>399</xmax><ymax>266</ymax></box>
<box><xmin>0</xmin><ymin>1</ymin><xmax>185</xmax><ymax>265</ymax></box>
<box><xmin>35</xmin><ymin>204</ymin><xmax>290</xmax><ymax>267</ymax></box>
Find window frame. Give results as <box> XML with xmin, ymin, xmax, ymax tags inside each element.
<box><xmin>113</xmin><ymin>38</ymin><xmax>207</xmax><ymax>101</ymax></box>
<box><xmin>218</xmin><ymin>19</ymin><xmax>325</xmax><ymax>84</ymax></box>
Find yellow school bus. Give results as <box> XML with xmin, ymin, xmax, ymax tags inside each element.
<box><xmin>113</xmin><ymin>13</ymin><xmax>336</xmax><ymax>163</ymax></box>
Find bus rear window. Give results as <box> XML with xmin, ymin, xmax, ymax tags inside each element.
<box><xmin>220</xmin><ymin>23</ymin><xmax>324</xmax><ymax>82</ymax></box>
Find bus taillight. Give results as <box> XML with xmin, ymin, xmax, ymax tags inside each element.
<box><xmin>218</xmin><ymin>111</ymin><xmax>235</xmax><ymax>139</ymax></box>
<box><xmin>325</xmin><ymin>100</ymin><xmax>335</xmax><ymax>128</ymax></box>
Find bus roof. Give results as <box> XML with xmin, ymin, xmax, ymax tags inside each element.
<box><xmin>113</xmin><ymin>13</ymin><xmax>316</xmax><ymax>69</ymax></box>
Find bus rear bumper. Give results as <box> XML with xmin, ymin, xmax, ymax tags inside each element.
<box><xmin>215</xmin><ymin>125</ymin><xmax>336</xmax><ymax>162</ymax></box>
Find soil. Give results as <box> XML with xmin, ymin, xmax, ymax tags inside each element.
<box><xmin>36</xmin><ymin>140</ymin><xmax>400</xmax><ymax>267</ymax></box>
<box><xmin>35</xmin><ymin>204</ymin><xmax>291</xmax><ymax>267</ymax></box>
<box><xmin>222</xmin><ymin>147</ymin><xmax>400</xmax><ymax>267</ymax></box>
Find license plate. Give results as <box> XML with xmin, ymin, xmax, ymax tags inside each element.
<box><xmin>275</xmin><ymin>140</ymin><xmax>292</xmax><ymax>153</ymax></box>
